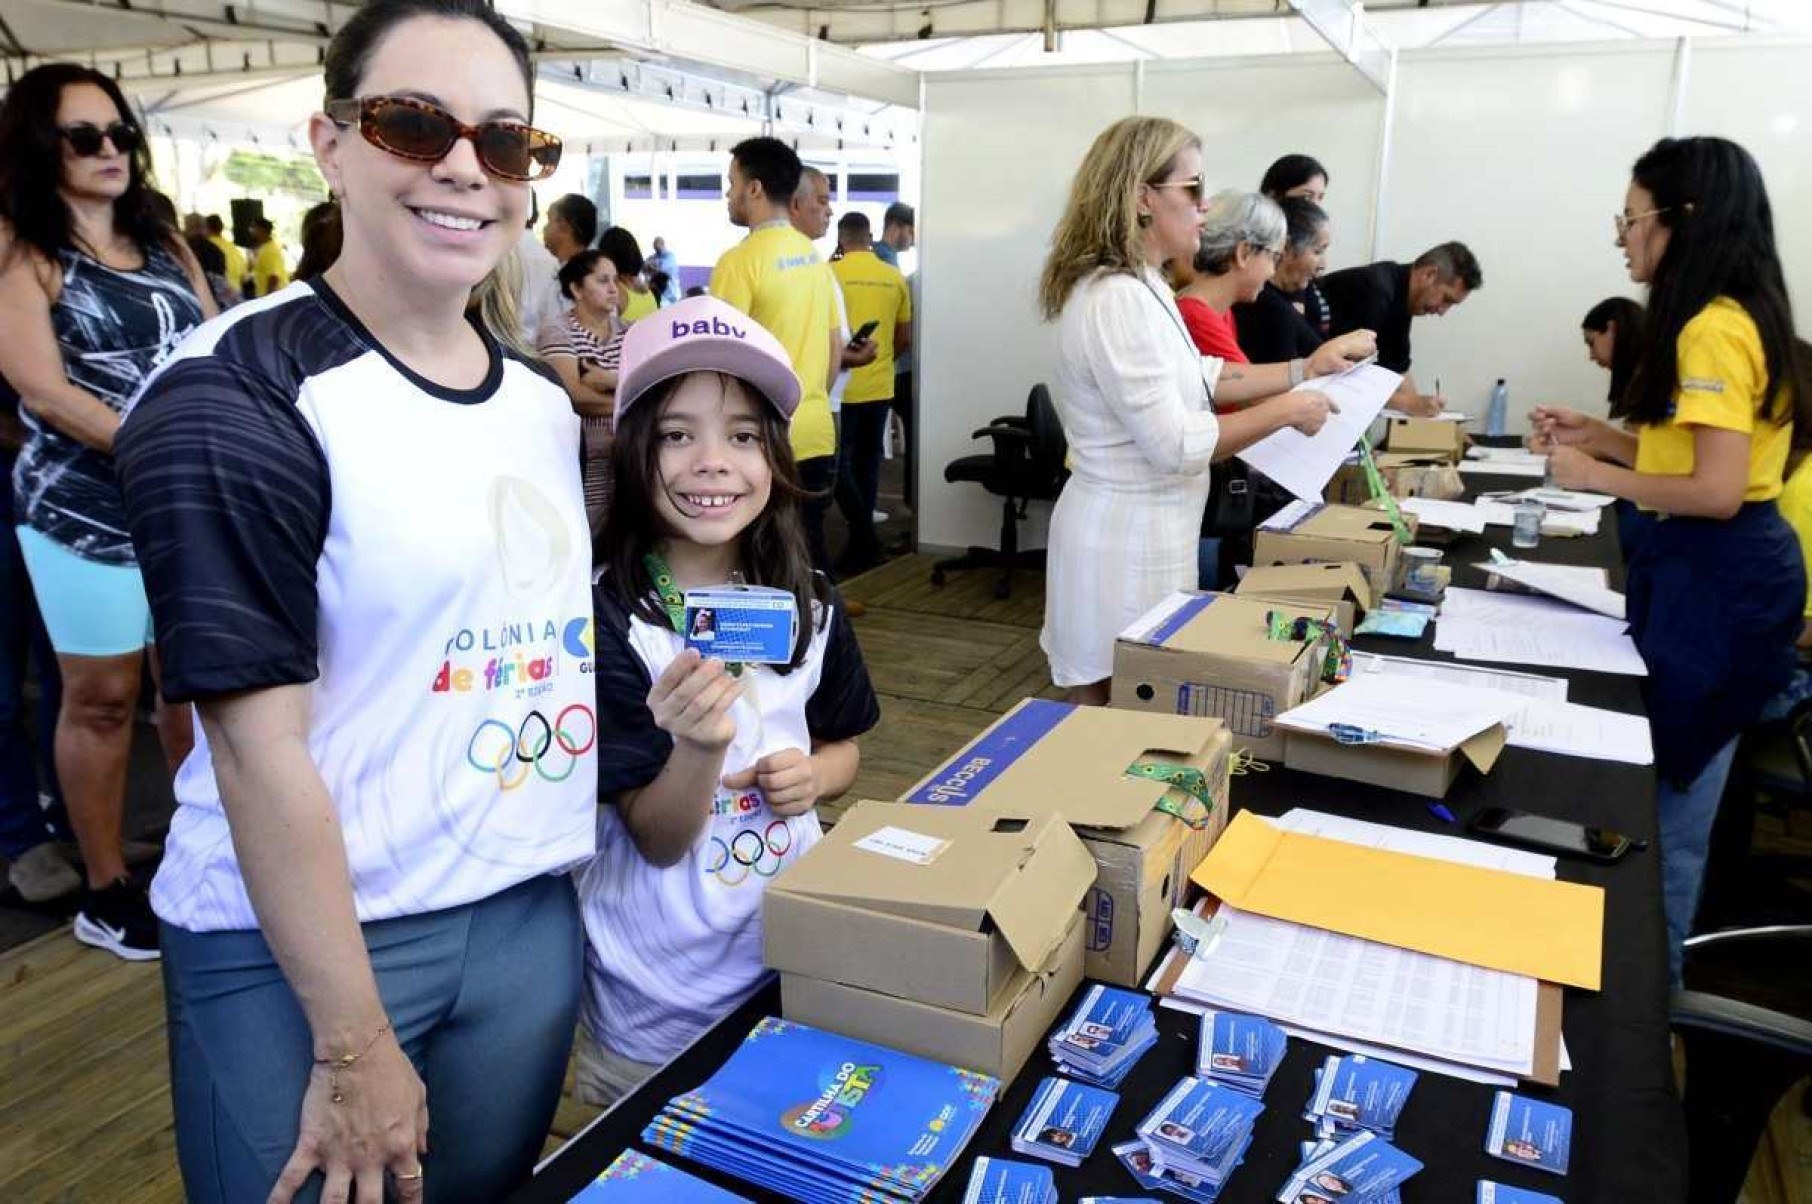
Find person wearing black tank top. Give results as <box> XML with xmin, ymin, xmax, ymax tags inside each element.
<box><xmin>0</xmin><ymin>63</ymin><xmax>214</xmax><ymax>961</ymax></box>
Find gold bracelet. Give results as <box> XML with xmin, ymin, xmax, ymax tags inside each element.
<box><xmin>314</xmin><ymin>1020</ymin><xmax>393</xmax><ymax>1104</ymax></box>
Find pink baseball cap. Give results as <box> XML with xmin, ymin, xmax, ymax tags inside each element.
<box><xmin>612</xmin><ymin>295</ymin><xmax>802</xmax><ymax>430</ymax></box>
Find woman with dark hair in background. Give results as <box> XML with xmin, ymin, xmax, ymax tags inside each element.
<box><xmin>292</xmin><ymin>198</ymin><xmax>342</xmax><ymax>281</ymax></box>
<box><xmin>1535</xmin><ymin>137</ymin><xmax>1810</xmax><ymax>984</ymax></box>
<box><xmin>598</xmin><ymin>223</ymin><xmax>656</xmax><ymax>323</ymax></box>
<box><xmin>1260</xmin><ymin>154</ymin><xmax>1333</xmax><ymax>343</ymax></box>
<box><xmin>0</xmin><ymin>62</ymin><xmax>214</xmax><ymax>961</ymax></box>
<box><xmin>1235</xmin><ymin>197</ymin><xmax>1333</xmax><ymax>364</ymax></box>
<box><xmin>1579</xmin><ymin>296</ymin><xmax>1653</xmax><ymax>557</ymax></box>
<box><xmin>539</xmin><ymin>247</ymin><xmax>625</xmax><ymax>535</ymax></box>
<box><xmin>115</xmin><ymin>0</ymin><xmax>589</xmax><ymax>1198</ymax></box>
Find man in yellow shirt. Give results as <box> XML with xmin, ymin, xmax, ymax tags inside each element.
<box><xmin>830</xmin><ymin>212</ymin><xmax>912</xmax><ymax>573</ymax></box>
<box><xmin>204</xmin><ymin>214</ymin><xmax>247</xmax><ymax>295</ymax></box>
<box><xmin>710</xmin><ymin>137</ymin><xmax>840</xmax><ymax>571</ymax></box>
<box><xmin>248</xmin><ymin>217</ymin><xmax>289</xmax><ymax>297</ymax></box>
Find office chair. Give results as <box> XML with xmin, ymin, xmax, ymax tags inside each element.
<box><xmin>930</xmin><ymin>384</ymin><xmax>1068</xmax><ymax>600</ymax></box>
<box><xmin>1671</xmin><ymin>924</ymin><xmax>1812</xmax><ymax>1204</ymax></box>
<box><xmin>1699</xmin><ymin>694</ymin><xmax>1812</xmax><ymax>930</ymax></box>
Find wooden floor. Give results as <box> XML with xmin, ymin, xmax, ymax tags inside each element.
<box><xmin>2</xmin><ymin>554</ymin><xmax>1807</xmax><ymax>1202</ymax></box>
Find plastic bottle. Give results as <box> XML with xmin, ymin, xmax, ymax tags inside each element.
<box><xmin>1486</xmin><ymin>378</ymin><xmax>1509</xmax><ymax>438</ymax></box>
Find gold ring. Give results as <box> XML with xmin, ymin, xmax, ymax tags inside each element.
<box><xmin>395</xmin><ymin>1170</ymin><xmax>423</xmax><ymax>1181</ymax></box>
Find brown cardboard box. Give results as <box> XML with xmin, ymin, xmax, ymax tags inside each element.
<box><xmin>900</xmin><ymin>700</ymin><xmax>1232</xmax><ymax>986</ymax></box>
<box><xmin>1234</xmin><ymin>563</ymin><xmax>1371</xmax><ymax>638</ymax></box>
<box><xmin>1111</xmin><ymin>592</ymin><xmax>1333</xmax><ymax>762</ymax></box>
<box><xmin>763</xmin><ymin>800</ymin><xmax>1096</xmax><ymax>1014</ymax></box>
<box><xmin>1384</xmin><ymin>416</ymin><xmax>1467</xmax><ymax>459</ymax></box>
<box><xmin>1327</xmin><ymin>453</ymin><xmax>1465</xmax><ymax>505</ymax></box>
<box><xmin>780</xmin><ymin>913</ymin><xmax>1085</xmax><ymax>1081</ymax></box>
<box><xmin>1251</xmin><ymin>503</ymin><xmax>1414</xmax><ymax>607</ymax></box>
<box><xmin>1284</xmin><ymin>723</ymin><xmax>1507</xmax><ymax>798</ymax></box>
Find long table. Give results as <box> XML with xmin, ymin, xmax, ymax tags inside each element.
<box><xmin>515</xmin><ymin>479</ymin><xmax>1687</xmax><ymax>1204</ymax></box>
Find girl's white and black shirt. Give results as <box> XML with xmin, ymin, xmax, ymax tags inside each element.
<box><xmin>114</xmin><ymin>279</ymin><xmax>598</xmax><ymax>933</ymax></box>
<box><xmin>577</xmin><ymin>571</ymin><xmax>878</xmax><ymax>1065</ymax></box>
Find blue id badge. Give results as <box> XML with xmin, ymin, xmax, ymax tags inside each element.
<box><xmin>1484</xmin><ymin>1091</ymin><xmax>1573</xmax><ymax>1176</ymax></box>
<box><xmin>1477</xmin><ymin>1183</ymin><xmax>1563</xmax><ymax>1204</ymax></box>
<box><xmin>683</xmin><ymin>585</ymin><xmax>797</xmax><ymax>664</ymax></box>
<box><xmin>1276</xmin><ymin>1131</ymin><xmax>1423</xmax><ymax>1204</ymax></box>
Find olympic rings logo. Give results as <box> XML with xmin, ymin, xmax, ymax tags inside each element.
<box><xmin>466</xmin><ymin>704</ymin><xmax>596</xmax><ymax>791</ymax></box>
<box><xmin>706</xmin><ymin>819</ymin><xmax>794</xmax><ymax>887</ymax></box>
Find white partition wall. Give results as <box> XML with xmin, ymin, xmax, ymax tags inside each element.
<box><xmin>917</xmin><ymin>35</ymin><xmax>1812</xmax><ymax>553</ymax></box>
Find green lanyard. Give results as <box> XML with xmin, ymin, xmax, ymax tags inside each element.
<box><xmin>1356</xmin><ymin>434</ymin><xmax>1413</xmax><ymax>546</ymax></box>
<box><xmin>1265</xmin><ymin>610</ymin><xmax>1354</xmax><ymax>685</ymax></box>
<box><xmin>1125</xmin><ymin>758</ymin><xmax>1220</xmax><ymax>830</ymax></box>
<box><xmin>644</xmin><ymin>552</ymin><xmax>744</xmax><ymax>675</ymax></box>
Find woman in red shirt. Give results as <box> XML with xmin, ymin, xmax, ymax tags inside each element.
<box><xmin>1170</xmin><ymin>189</ymin><xmax>1283</xmax><ymax>366</ymax></box>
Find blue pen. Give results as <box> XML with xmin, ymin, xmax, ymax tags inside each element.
<box><xmin>1427</xmin><ymin>802</ymin><xmax>1458</xmax><ymax>825</ymax></box>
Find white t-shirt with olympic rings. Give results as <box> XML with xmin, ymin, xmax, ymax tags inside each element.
<box><xmin>576</xmin><ymin>571</ymin><xmax>878</xmax><ymax>1066</ymax></box>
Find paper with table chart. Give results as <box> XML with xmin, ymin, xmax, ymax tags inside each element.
<box><xmin>1468</xmin><ymin>558</ymin><xmax>1626</xmax><ymax>620</ymax></box>
<box><xmin>1237</xmin><ymin>363</ymin><xmax>1403</xmax><ymax>501</ymax></box>
<box><xmin>1274</xmin><ymin>807</ymin><xmax>1558</xmax><ymax>878</ymax></box>
<box><xmin>1349</xmin><ymin>651</ymin><xmax>1652</xmax><ymax>764</ymax></box>
<box><xmin>1275</xmin><ymin>673</ymin><xmax>1525</xmax><ymax>752</ymax></box>
<box><xmin>1436</xmin><ymin>587</ymin><xmax>1648</xmax><ymax>676</ymax></box>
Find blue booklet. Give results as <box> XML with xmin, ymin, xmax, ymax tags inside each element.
<box><xmin>1135</xmin><ymin>1077</ymin><xmax>1265</xmax><ymax>1185</ymax></box>
<box><xmin>567</xmin><ymin>1151</ymin><xmax>749</xmax><ymax>1202</ymax></box>
<box><xmin>1478</xmin><ymin>1183</ymin><xmax>1564</xmax><ymax>1204</ymax></box>
<box><xmin>1304</xmin><ymin>1055</ymin><xmax>1417</xmax><ymax>1140</ymax></box>
<box><xmin>1485</xmin><ymin>1091</ymin><xmax>1573</xmax><ymax>1176</ymax></box>
<box><xmin>1010</xmin><ymin>1076</ymin><xmax>1118</xmax><ymax>1168</ymax></box>
<box><xmin>1274</xmin><ymin>1130</ymin><xmax>1423</xmax><ymax>1204</ymax></box>
<box><xmin>961</xmin><ymin>1156</ymin><xmax>1057</xmax><ymax>1204</ymax></box>
<box><xmin>1196</xmin><ymin>1011</ymin><xmax>1287</xmax><ymax>1098</ymax></box>
<box><xmin>641</xmin><ymin>1016</ymin><xmax>999</xmax><ymax>1201</ymax></box>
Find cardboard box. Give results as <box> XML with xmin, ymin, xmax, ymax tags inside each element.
<box><xmin>1326</xmin><ymin>453</ymin><xmax>1464</xmax><ymax>505</ymax></box>
<box><xmin>763</xmin><ymin>800</ymin><xmax>1095</xmax><ymax>1015</ymax></box>
<box><xmin>1234</xmin><ymin>562</ymin><xmax>1371</xmax><ymax>638</ymax></box>
<box><xmin>1251</xmin><ymin>503</ymin><xmax>1413</xmax><ymax>608</ymax></box>
<box><xmin>780</xmin><ymin>912</ymin><xmax>1085</xmax><ymax>1081</ymax></box>
<box><xmin>901</xmin><ymin>700</ymin><xmax>1232</xmax><ymax>986</ymax></box>
<box><xmin>1383</xmin><ymin>416</ymin><xmax>1467</xmax><ymax>459</ymax></box>
<box><xmin>1283</xmin><ymin>723</ymin><xmax>1507</xmax><ymax>798</ymax></box>
<box><xmin>1111</xmin><ymin>592</ymin><xmax>1334</xmax><ymax>762</ymax></box>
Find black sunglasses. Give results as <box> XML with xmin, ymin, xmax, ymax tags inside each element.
<box><xmin>325</xmin><ymin>95</ymin><xmax>561</xmax><ymax>182</ymax></box>
<box><xmin>60</xmin><ymin>121</ymin><xmax>141</xmax><ymax>157</ymax></box>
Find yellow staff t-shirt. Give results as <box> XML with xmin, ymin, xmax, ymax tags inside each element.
<box><xmin>208</xmin><ymin>234</ymin><xmax>246</xmax><ymax>290</ymax></box>
<box><xmin>252</xmin><ymin>239</ymin><xmax>290</xmax><ymax>297</ymax></box>
<box><xmin>619</xmin><ymin>286</ymin><xmax>658</xmax><ymax>324</ymax></box>
<box><xmin>1778</xmin><ymin>455</ymin><xmax>1812</xmax><ymax>619</ymax></box>
<box><xmin>830</xmin><ymin>249</ymin><xmax>912</xmax><ymax>404</ymax></box>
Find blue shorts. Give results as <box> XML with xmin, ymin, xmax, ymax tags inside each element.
<box><xmin>14</xmin><ymin>526</ymin><xmax>153</xmax><ymax>657</ymax></box>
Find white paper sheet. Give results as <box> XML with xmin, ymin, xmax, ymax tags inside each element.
<box><xmin>1503</xmin><ymin>699</ymin><xmax>1655</xmax><ymax>764</ymax></box>
<box><xmin>1351</xmin><ymin>651</ymin><xmax>1569</xmax><ymax>703</ymax></box>
<box><xmin>1469</xmin><ymin>559</ymin><xmax>1626</xmax><ymax>620</ymax></box>
<box><xmin>1512</xmin><ymin>488</ymin><xmax>1618</xmax><ymax>511</ymax></box>
<box><xmin>1261</xmin><ymin>497</ymin><xmax>1321</xmax><ymax>531</ymax></box>
<box><xmin>1483</xmin><ymin>563</ymin><xmax>1609</xmax><ymax>595</ymax></box>
<box><xmin>1238</xmin><ymin>363</ymin><xmax>1404</xmax><ymax>502</ymax></box>
<box><xmin>1459</xmin><ymin>459</ymin><xmax>1548</xmax><ymax>479</ymax></box>
<box><xmin>1275</xmin><ymin>673</ymin><xmax>1525</xmax><ymax>751</ymax></box>
<box><xmin>1275</xmin><ymin>807</ymin><xmax>1559</xmax><ymax>877</ymax></box>
<box><xmin>1399</xmin><ymin>496</ymin><xmax>1488</xmax><ymax>533</ymax></box>
<box><xmin>1383</xmin><ymin>408</ymin><xmax>1469</xmax><ymax>422</ymax></box>
<box><xmin>1435</xmin><ymin>619</ymin><xmax>1649</xmax><ymax>676</ymax></box>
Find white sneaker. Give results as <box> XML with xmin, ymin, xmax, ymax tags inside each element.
<box><xmin>872</xmin><ymin>510</ymin><xmax>890</xmax><ymax>524</ymax></box>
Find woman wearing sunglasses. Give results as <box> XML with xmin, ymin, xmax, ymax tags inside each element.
<box><xmin>1037</xmin><ymin>118</ymin><xmax>1357</xmax><ymax>705</ymax></box>
<box><xmin>0</xmin><ymin>63</ymin><xmax>216</xmax><ymax>960</ymax></box>
<box><xmin>114</xmin><ymin>1</ymin><xmax>588</xmax><ymax>1200</ymax></box>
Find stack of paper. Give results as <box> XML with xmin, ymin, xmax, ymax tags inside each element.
<box><xmin>1398</xmin><ymin>496</ymin><xmax>1489</xmax><ymax>533</ymax></box>
<box><xmin>1436</xmin><ymin>587</ymin><xmax>1647</xmax><ymax>677</ymax></box>
<box><xmin>1132</xmin><ymin>1077</ymin><xmax>1266</xmax><ymax>1200</ymax></box>
<box><xmin>641</xmin><ymin>1017</ymin><xmax>998</xmax><ymax>1204</ymax></box>
<box><xmin>1238</xmin><ymin>363</ymin><xmax>1403</xmax><ymax>501</ymax></box>
<box><xmin>961</xmin><ymin>1158</ymin><xmax>1056</xmax><ymax>1204</ymax></box>
<box><xmin>1303</xmin><ymin>1054</ymin><xmax>1417</xmax><ymax>1142</ymax></box>
<box><xmin>1049</xmin><ymin>984</ymin><xmax>1159</xmax><ymax>1088</ymax></box>
<box><xmin>1472</xmin><ymin>558</ymin><xmax>1625</xmax><ymax>619</ymax></box>
<box><xmin>1197</xmin><ymin>1010</ymin><xmax>1288</xmax><ymax>1098</ymax></box>
<box><xmin>1460</xmin><ymin>447</ymin><xmax>1548</xmax><ymax>478</ymax></box>
<box><xmin>571</xmin><ymin>1151</ymin><xmax>750</xmax><ymax>1202</ymax></box>
<box><xmin>1010</xmin><ymin>1076</ymin><xmax>1117</xmax><ymax>1167</ymax></box>
<box><xmin>1275</xmin><ymin>673</ymin><xmax>1525</xmax><ymax>753</ymax></box>
<box><xmin>1276</xmin><ymin>1131</ymin><xmax>1424</xmax><ymax>1203</ymax></box>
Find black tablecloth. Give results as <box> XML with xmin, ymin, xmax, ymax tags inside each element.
<box><xmin>515</xmin><ymin>478</ymin><xmax>1687</xmax><ymax>1204</ymax></box>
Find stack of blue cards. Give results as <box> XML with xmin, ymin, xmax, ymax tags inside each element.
<box><xmin>1010</xmin><ymin>1076</ymin><xmax>1118</xmax><ymax>1167</ymax></box>
<box><xmin>568</xmin><ymin>1150</ymin><xmax>749</xmax><ymax>1202</ymax></box>
<box><xmin>1196</xmin><ymin>1010</ymin><xmax>1288</xmax><ymax>1099</ymax></box>
<box><xmin>1113</xmin><ymin>1139</ymin><xmax>1239</xmax><ymax>1204</ymax></box>
<box><xmin>1477</xmin><ymin>1183</ymin><xmax>1563</xmax><ymax>1204</ymax></box>
<box><xmin>1048</xmin><ymin>984</ymin><xmax>1160</xmax><ymax>1089</ymax></box>
<box><xmin>640</xmin><ymin>1017</ymin><xmax>999</xmax><ymax>1204</ymax></box>
<box><xmin>961</xmin><ymin>1157</ymin><xmax>1057</xmax><ymax>1204</ymax></box>
<box><xmin>1302</xmin><ymin>1055</ymin><xmax>1417</xmax><ymax>1141</ymax></box>
<box><xmin>1081</xmin><ymin>1198</ymin><xmax>1160</xmax><ymax>1203</ymax></box>
<box><xmin>1131</xmin><ymin>1077</ymin><xmax>1266</xmax><ymax>1201</ymax></box>
<box><xmin>1274</xmin><ymin>1130</ymin><xmax>1423</xmax><ymax>1204</ymax></box>
<box><xmin>1484</xmin><ymin>1091</ymin><xmax>1572</xmax><ymax>1177</ymax></box>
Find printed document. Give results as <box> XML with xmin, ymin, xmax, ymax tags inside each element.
<box><xmin>1238</xmin><ymin>363</ymin><xmax>1403</xmax><ymax>501</ymax></box>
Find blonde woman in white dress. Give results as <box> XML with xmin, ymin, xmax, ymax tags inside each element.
<box><xmin>1037</xmin><ymin>117</ymin><xmax>1371</xmax><ymax>704</ymax></box>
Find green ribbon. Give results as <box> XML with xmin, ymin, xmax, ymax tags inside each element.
<box><xmin>1264</xmin><ymin>610</ymin><xmax>1354</xmax><ymax>685</ymax></box>
<box><xmin>1125</xmin><ymin>758</ymin><xmax>1220</xmax><ymax>830</ymax></box>
<box><xmin>1356</xmin><ymin>434</ymin><xmax>1414</xmax><ymax>547</ymax></box>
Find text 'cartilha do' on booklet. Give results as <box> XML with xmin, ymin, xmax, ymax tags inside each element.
<box><xmin>1190</xmin><ymin>812</ymin><xmax>1605</xmax><ymax>991</ymax></box>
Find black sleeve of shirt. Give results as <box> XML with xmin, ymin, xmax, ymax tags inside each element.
<box><xmin>590</xmin><ymin>583</ymin><xmax>673</xmax><ymax>800</ymax></box>
<box><xmin>806</xmin><ymin>585</ymin><xmax>881</xmax><ymax>744</ymax></box>
<box><xmin>115</xmin><ymin>358</ymin><xmax>329</xmax><ymax>703</ymax></box>
<box><xmin>1233</xmin><ymin>289</ymin><xmax>1320</xmax><ymax>365</ymax></box>
<box><xmin>1324</xmin><ymin>265</ymin><xmax>1412</xmax><ymax>373</ymax></box>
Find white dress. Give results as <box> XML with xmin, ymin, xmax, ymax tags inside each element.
<box><xmin>1041</xmin><ymin>266</ymin><xmax>1223</xmax><ymax>687</ymax></box>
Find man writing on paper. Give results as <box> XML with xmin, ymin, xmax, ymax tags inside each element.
<box><xmin>1321</xmin><ymin>242</ymin><xmax>1481</xmax><ymax>417</ymax></box>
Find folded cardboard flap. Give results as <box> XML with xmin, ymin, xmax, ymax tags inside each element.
<box><xmin>772</xmin><ymin>799</ymin><xmax>1097</xmax><ymax>972</ymax></box>
<box><xmin>1236</xmin><ymin>563</ymin><xmax>1372</xmax><ymax>615</ymax></box>
<box><xmin>1190</xmin><ymin>812</ymin><xmax>1605</xmax><ymax>990</ymax></box>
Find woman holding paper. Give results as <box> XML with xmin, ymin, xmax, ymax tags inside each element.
<box><xmin>1035</xmin><ymin>118</ymin><xmax>1358</xmax><ymax>704</ymax></box>
<box><xmin>1533</xmin><ymin>136</ymin><xmax>1809</xmax><ymax>982</ymax></box>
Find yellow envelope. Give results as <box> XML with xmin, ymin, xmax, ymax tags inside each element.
<box><xmin>1191</xmin><ymin>811</ymin><xmax>1605</xmax><ymax>991</ymax></box>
